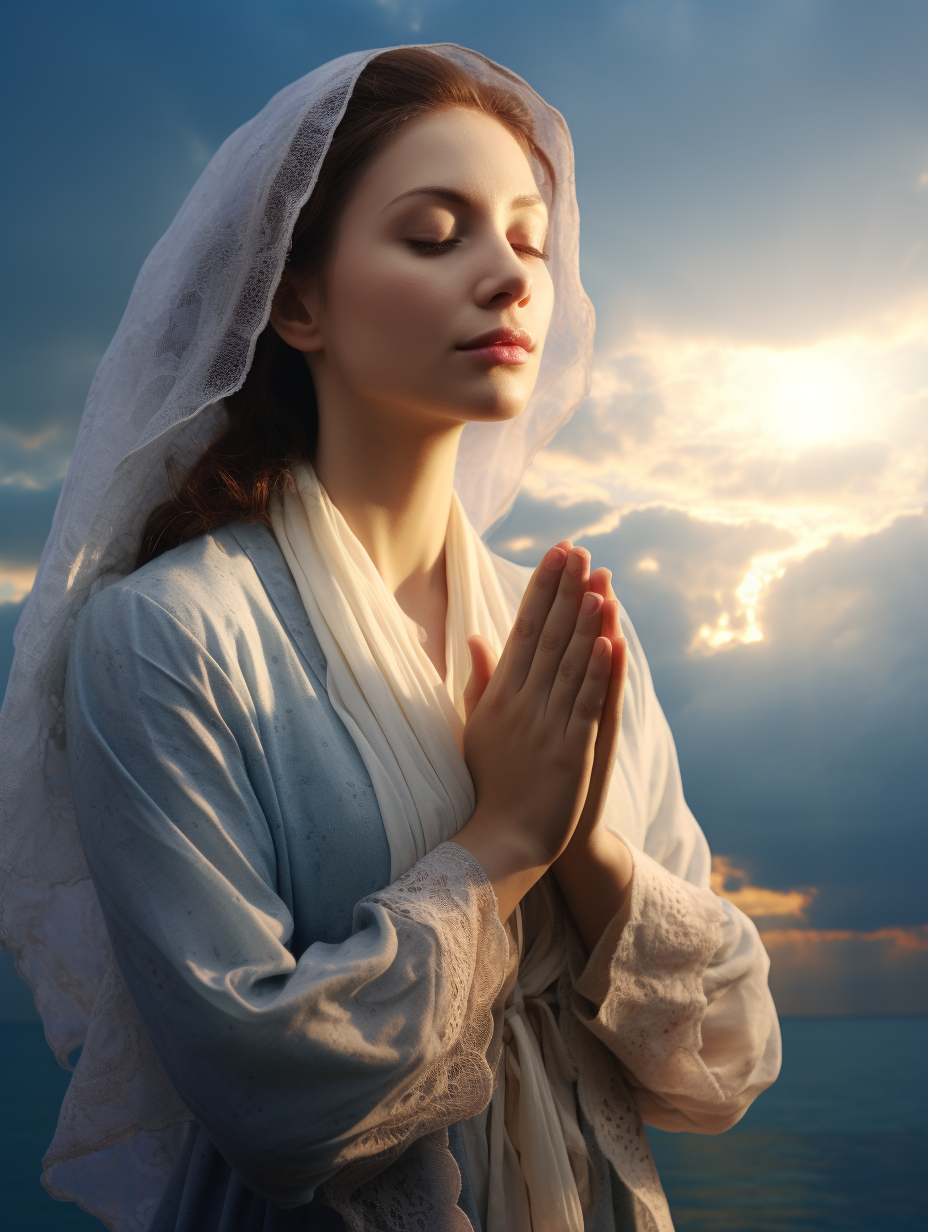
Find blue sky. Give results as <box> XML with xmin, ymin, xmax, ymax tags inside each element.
<box><xmin>2</xmin><ymin>0</ymin><xmax>927</xmax><ymax>1020</ymax></box>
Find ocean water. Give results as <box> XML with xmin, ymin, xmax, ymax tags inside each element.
<box><xmin>2</xmin><ymin>1016</ymin><xmax>925</xmax><ymax>1230</ymax></box>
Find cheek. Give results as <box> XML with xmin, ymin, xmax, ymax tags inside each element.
<box><xmin>332</xmin><ymin>250</ymin><xmax>456</xmax><ymax>355</ymax></box>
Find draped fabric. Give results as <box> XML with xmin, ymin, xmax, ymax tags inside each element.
<box><xmin>270</xmin><ymin>464</ymin><xmax>593</xmax><ymax>1230</ymax></box>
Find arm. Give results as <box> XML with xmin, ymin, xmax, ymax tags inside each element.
<box><xmin>558</xmin><ymin>605</ymin><xmax>781</xmax><ymax>1132</ymax></box>
<box><xmin>65</xmin><ymin>584</ymin><xmax>510</xmax><ymax>1206</ymax></box>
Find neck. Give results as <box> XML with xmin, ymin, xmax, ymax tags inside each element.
<box><xmin>309</xmin><ymin>391</ymin><xmax>462</xmax><ymax>681</ymax></box>
<box><xmin>312</xmin><ymin>414</ymin><xmax>460</xmax><ymax>592</ymax></box>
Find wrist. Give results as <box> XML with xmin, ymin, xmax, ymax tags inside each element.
<box><xmin>450</xmin><ymin>808</ymin><xmax>553</xmax><ymax>926</ymax></box>
<box><xmin>453</xmin><ymin>807</ymin><xmax>554</xmax><ymax>879</ymax></box>
<box><xmin>554</xmin><ymin>827</ymin><xmax>633</xmax><ymax>891</ymax></box>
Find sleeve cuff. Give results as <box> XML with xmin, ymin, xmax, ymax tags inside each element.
<box><xmin>566</xmin><ymin>841</ymin><xmax>728</xmax><ymax>1096</ymax></box>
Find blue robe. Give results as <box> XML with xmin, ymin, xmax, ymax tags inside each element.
<box><xmin>65</xmin><ymin>521</ymin><xmax>639</xmax><ymax>1230</ymax></box>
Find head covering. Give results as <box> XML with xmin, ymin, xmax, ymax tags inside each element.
<box><xmin>0</xmin><ymin>42</ymin><xmax>594</xmax><ymax>1227</ymax></box>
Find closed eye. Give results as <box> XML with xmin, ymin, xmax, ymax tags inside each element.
<box><xmin>407</xmin><ymin>239</ymin><xmax>462</xmax><ymax>253</ymax></box>
<box><xmin>407</xmin><ymin>238</ymin><xmax>550</xmax><ymax>260</ymax></box>
<box><xmin>512</xmin><ymin>243</ymin><xmax>550</xmax><ymax>261</ymax></box>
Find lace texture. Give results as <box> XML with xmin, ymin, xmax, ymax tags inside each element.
<box><xmin>556</xmin><ymin>842</ymin><xmax>728</xmax><ymax>1232</ymax></box>
<box><xmin>320</xmin><ymin>841</ymin><xmax>509</xmax><ymax>1229</ymax></box>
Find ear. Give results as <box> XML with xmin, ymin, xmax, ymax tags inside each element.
<box><xmin>269</xmin><ymin>270</ymin><xmax>324</xmax><ymax>353</ymax></box>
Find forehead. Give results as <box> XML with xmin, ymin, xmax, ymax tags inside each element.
<box><xmin>352</xmin><ymin>107</ymin><xmax>546</xmax><ymax>212</ymax></box>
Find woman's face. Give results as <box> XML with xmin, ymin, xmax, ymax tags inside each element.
<box><xmin>277</xmin><ymin>107</ymin><xmax>554</xmax><ymax>433</ymax></box>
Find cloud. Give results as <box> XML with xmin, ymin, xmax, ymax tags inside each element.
<box><xmin>0</xmin><ymin>483</ymin><xmax>62</xmax><ymax>565</ymax></box>
<box><xmin>762</xmin><ymin>926</ymin><xmax>928</xmax><ymax>1017</ymax></box>
<box><xmin>705</xmin><ymin>440</ymin><xmax>890</xmax><ymax>502</ymax></box>
<box><xmin>711</xmin><ymin>855</ymin><xmax>817</xmax><ymax>924</ymax></box>
<box><xmin>490</xmin><ymin>491</ymin><xmax>928</xmax><ymax>954</ymax></box>
<box><xmin>493</xmin><ymin>494</ymin><xmax>796</xmax><ymax>654</ymax></box>
<box><xmin>762</xmin><ymin>925</ymin><xmax>928</xmax><ymax>953</ymax></box>
<box><xmin>708</xmin><ymin>854</ymin><xmax>928</xmax><ymax>1015</ymax></box>
<box><xmin>533</xmin><ymin>328</ymin><xmax>928</xmax><ymax>556</ymax></box>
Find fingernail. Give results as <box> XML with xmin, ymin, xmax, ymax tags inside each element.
<box><xmin>594</xmin><ymin>636</ymin><xmax>610</xmax><ymax>657</ymax></box>
<box><xmin>581</xmin><ymin>591</ymin><xmax>601</xmax><ymax>615</ymax></box>
<box><xmin>567</xmin><ymin>547</ymin><xmax>588</xmax><ymax>575</ymax></box>
<box><xmin>544</xmin><ymin>547</ymin><xmax>568</xmax><ymax>570</ymax></box>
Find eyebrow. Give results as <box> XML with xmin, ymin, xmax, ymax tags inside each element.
<box><xmin>383</xmin><ymin>185</ymin><xmax>546</xmax><ymax>213</ymax></box>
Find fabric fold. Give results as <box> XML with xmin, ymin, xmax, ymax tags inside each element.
<box><xmin>269</xmin><ymin>462</ymin><xmax>593</xmax><ymax>1231</ymax></box>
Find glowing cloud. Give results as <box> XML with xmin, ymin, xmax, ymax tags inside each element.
<box><xmin>711</xmin><ymin>855</ymin><xmax>817</xmax><ymax>921</ymax></box>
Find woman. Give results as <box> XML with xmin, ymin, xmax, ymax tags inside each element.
<box><xmin>0</xmin><ymin>45</ymin><xmax>780</xmax><ymax>1232</ymax></box>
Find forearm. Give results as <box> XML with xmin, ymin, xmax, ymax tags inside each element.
<box><xmin>552</xmin><ymin>828</ymin><xmax>634</xmax><ymax>956</ymax></box>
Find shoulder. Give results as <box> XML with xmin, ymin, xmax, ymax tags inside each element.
<box><xmin>72</xmin><ymin>523</ymin><xmax>277</xmax><ymax>662</ymax></box>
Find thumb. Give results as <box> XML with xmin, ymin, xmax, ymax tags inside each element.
<box><xmin>463</xmin><ymin>635</ymin><xmax>499</xmax><ymax>721</ymax></box>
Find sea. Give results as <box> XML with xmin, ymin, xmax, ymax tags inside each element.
<box><xmin>2</xmin><ymin>1016</ymin><xmax>925</xmax><ymax>1231</ymax></box>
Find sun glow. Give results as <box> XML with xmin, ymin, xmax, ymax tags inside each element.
<box><xmin>518</xmin><ymin>319</ymin><xmax>927</xmax><ymax>658</ymax></box>
<box><xmin>752</xmin><ymin>355</ymin><xmax>876</xmax><ymax>448</ymax></box>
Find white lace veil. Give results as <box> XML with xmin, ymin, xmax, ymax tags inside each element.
<box><xmin>0</xmin><ymin>42</ymin><xmax>594</xmax><ymax>1228</ymax></box>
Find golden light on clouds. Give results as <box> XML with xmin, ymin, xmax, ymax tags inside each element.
<box><xmin>761</xmin><ymin>925</ymin><xmax>928</xmax><ymax>952</ymax></box>
<box><xmin>516</xmin><ymin>318</ymin><xmax>928</xmax><ymax>656</ymax></box>
<box><xmin>711</xmin><ymin>855</ymin><xmax>816</xmax><ymax>921</ymax></box>
<box><xmin>0</xmin><ymin>565</ymin><xmax>38</xmax><ymax>605</ymax></box>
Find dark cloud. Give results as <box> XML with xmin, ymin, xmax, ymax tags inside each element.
<box><xmin>0</xmin><ymin>485</ymin><xmax>62</xmax><ymax>565</ymax></box>
<box><xmin>493</xmin><ymin>494</ymin><xmax>795</xmax><ymax>673</ymax></box>
<box><xmin>0</xmin><ymin>599</ymin><xmax>27</xmax><ymax>709</ymax></box>
<box><xmin>487</xmin><ymin>490</ymin><xmax>613</xmax><ymax>551</ymax></box>
<box><xmin>491</xmin><ymin>498</ymin><xmax>928</xmax><ymax>945</ymax></box>
<box><xmin>601</xmin><ymin>512</ymin><xmax>926</xmax><ymax>933</ymax></box>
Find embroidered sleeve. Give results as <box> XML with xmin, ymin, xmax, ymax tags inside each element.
<box><xmin>565</xmin><ymin>840</ymin><xmax>781</xmax><ymax>1133</ymax></box>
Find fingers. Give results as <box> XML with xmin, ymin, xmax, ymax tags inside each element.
<box><xmin>520</xmin><ymin>546</ymin><xmax>592</xmax><ymax>699</ymax></box>
<box><xmin>588</xmin><ymin>566</ymin><xmax>613</xmax><ymax>603</ymax></box>
<box><xmin>464</xmin><ymin>635</ymin><xmax>499</xmax><ymax>721</ymax></box>
<box><xmin>545</xmin><ymin>589</ymin><xmax>606</xmax><ymax>725</ymax></box>
<box><xmin>565</xmin><ymin>633</ymin><xmax>613</xmax><ymax>751</ymax></box>
<box><xmin>570</xmin><ymin>630</ymin><xmax>628</xmax><ymax>845</ymax></box>
<box><xmin>497</xmin><ymin>541</ymin><xmax>573</xmax><ymax>691</ymax></box>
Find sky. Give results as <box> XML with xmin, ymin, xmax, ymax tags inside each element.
<box><xmin>1</xmin><ymin>0</ymin><xmax>927</xmax><ymax>1021</ymax></box>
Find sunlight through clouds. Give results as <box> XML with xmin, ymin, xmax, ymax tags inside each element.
<box><xmin>521</xmin><ymin>319</ymin><xmax>928</xmax><ymax>652</ymax></box>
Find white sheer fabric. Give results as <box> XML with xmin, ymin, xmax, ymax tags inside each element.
<box><xmin>270</xmin><ymin>464</ymin><xmax>593</xmax><ymax>1230</ymax></box>
<box><xmin>0</xmin><ymin>40</ymin><xmax>593</xmax><ymax>1225</ymax></box>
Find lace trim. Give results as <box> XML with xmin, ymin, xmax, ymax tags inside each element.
<box><xmin>570</xmin><ymin>844</ymin><xmax>725</xmax><ymax>1100</ymax></box>
<box><xmin>320</xmin><ymin>841</ymin><xmax>509</xmax><ymax>1230</ymax></box>
<box><xmin>555</xmin><ymin>842</ymin><xmax>728</xmax><ymax>1232</ymax></box>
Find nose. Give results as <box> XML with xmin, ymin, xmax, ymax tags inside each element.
<box><xmin>476</xmin><ymin>236</ymin><xmax>535</xmax><ymax>309</ymax></box>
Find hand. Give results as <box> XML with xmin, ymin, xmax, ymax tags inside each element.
<box><xmin>560</xmin><ymin>566</ymin><xmax>628</xmax><ymax>854</ymax></box>
<box><xmin>451</xmin><ymin>542</ymin><xmax>614</xmax><ymax>920</ymax></box>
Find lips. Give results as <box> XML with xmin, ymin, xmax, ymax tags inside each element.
<box><xmin>457</xmin><ymin>327</ymin><xmax>535</xmax><ymax>352</ymax></box>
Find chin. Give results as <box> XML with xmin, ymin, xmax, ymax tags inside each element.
<box><xmin>451</xmin><ymin>382</ymin><xmax>534</xmax><ymax>425</ymax></box>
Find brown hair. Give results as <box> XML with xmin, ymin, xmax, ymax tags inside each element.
<box><xmin>136</xmin><ymin>48</ymin><xmax>554</xmax><ymax>567</ymax></box>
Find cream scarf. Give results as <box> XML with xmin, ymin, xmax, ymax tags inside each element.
<box><xmin>270</xmin><ymin>463</ymin><xmax>592</xmax><ymax>1231</ymax></box>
